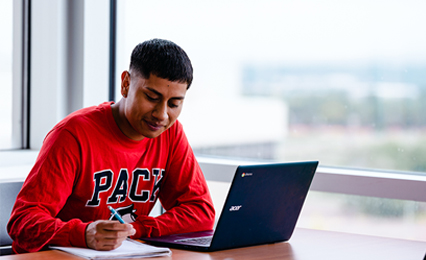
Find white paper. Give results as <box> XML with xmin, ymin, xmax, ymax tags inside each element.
<box><xmin>50</xmin><ymin>239</ymin><xmax>171</xmax><ymax>259</ymax></box>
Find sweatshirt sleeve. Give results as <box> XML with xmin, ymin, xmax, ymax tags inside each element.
<box><xmin>7</xmin><ymin>127</ymin><xmax>88</xmax><ymax>253</ymax></box>
<box><xmin>130</xmin><ymin>122</ymin><xmax>215</xmax><ymax>238</ymax></box>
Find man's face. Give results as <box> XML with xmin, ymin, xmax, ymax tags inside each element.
<box><xmin>120</xmin><ymin>71</ymin><xmax>187</xmax><ymax>140</ymax></box>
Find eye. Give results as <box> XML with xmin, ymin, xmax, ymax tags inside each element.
<box><xmin>168</xmin><ymin>102</ymin><xmax>179</xmax><ymax>108</ymax></box>
<box><xmin>168</xmin><ymin>100</ymin><xmax>180</xmax><ymax>108</ymax></box>
<box><xmin>146</xmin><ymin>94</ymin><xmax>159</xmax><ymax>101</ymax></box>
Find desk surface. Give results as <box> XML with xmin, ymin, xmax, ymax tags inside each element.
<box><xmin>1</xmin><ymin>228</ymin><xmax>425</xmax><ymax>260</ymax></box>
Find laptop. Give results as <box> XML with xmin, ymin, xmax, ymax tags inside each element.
<box><xmin>142</xmin><ymin>161</ymin><xmax>318</xmax><ymax>252</ymax></box>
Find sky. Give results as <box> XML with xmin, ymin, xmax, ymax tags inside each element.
<box><xmin>119</xmin><ymin>0</ymin><xmax>426</xmax><ymax>63</ymax></box>
<box><xmin>116</xmin><ymin>0</ymin><xmax>426</xmax><ymax>101</ymax></box>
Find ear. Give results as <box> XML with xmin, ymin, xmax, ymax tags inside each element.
<box><xmin>121</xmin><ymin>71</ymin><xmax>130</xmax><ymax>98</ymax></box>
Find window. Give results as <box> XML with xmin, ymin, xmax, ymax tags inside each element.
<box><xmin>117</xmin><ymin>0</ymin><xmax>426</xmax><ymax>241</ymax></box>
<box><xmin>299</xmin><ymin>191</ymin><xmax>426</xmax><ymax>241</ymax></box>
<box><xmin>0</xmin><ymin>1</ymin><xmax>13</xmax><ymax>150</ymax></box>
<box><xmin>117</xmin><ymin>0</ymin><xmax>426</xmax><ymax>174</ymax></box>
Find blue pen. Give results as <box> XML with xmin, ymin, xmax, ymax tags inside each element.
<box><xmin>108</xmin><ymin>206</ymin><xmax>126</xmax><ymax>224</ymax></box>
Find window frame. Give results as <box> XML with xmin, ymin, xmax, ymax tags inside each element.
<box><xmin>10</xmin><ymin>0</ymin><xmax>28</xmax><ymax>149</ymax></box>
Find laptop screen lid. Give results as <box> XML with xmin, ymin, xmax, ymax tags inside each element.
<box><xmin>142</xmin><ymin>161</ymin><xmax>318</xmax><ymax>251</ymax></box>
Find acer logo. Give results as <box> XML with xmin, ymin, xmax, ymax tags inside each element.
<box><xmin>229</xmin><ymin>205</ymin><xmax>242</xmax><ymax>211</ymax></box>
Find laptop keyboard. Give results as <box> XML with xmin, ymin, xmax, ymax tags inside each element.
<box><xmin>175</xmin><ymin>236</ymin><xmax>213</xmax><ymax>246</ymax></box>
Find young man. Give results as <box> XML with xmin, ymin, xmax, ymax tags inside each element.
<box><xmin>7</xmin><ymin>39</ymin><xmax>215</xmax><ymax>253</ymax></box>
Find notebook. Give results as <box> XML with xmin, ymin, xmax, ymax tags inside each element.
<box><xmin>142</xmin><ymin>161</ymin><xmax>318</xmax><ymax>252</ymax></box>
<box><xmin>50</xmin><ymin>238</ymin><xmax>171</xmax><ymax>259</ymax></box>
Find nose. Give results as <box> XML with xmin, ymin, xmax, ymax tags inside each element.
<box><xmin>152</xmin><ymin>102</ymin><xmax>168</xmax><ymax>122</ymax></box>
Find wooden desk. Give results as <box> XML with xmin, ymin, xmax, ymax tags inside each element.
<box><xmin>1</xmin><ymin>228</ymin><xmax>425</xmax><ymax>260</ymax></box>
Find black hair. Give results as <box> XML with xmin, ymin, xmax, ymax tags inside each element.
<box><xmin>129</xmin><ymin>39</ymin><xmax>193</xmax><ymax>89</ymax></box>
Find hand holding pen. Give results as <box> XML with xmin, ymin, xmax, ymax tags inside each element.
<box><xmin>85</xmin><ymin>206</ymin><xmax>136</xmax><ymax>251</ymax></box>
<box><xmin>108</xmin><ymin>206</ymin><xmax>126</xmax><ymax>224</ymax></box>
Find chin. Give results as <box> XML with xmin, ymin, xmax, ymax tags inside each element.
<box><xmin>141</xmin><ymin>130</ymin><xmax>163</xmax><ymax>139</ymax></box>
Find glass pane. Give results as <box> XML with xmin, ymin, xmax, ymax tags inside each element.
<box><xmin>117</xmin><ymin>0</ymin><xmax>426</xmax><ymax>173</ymax></box>
<box><xmin>0</xmin><ymin>1</ymin><xmax>13</xmax><ymax>150</ymax></box>
<box><xmin>117</xmin><ymin>0</ymin><xmax>426</xmax><ymax>241</ymax></box>
<box><xmin>298</xmin><ymin>191</ymin><xmax>426</xmax><ymax>242</ymax></box>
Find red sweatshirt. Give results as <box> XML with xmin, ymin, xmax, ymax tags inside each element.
<box><xmin>7</xmin><ymin>102</ymin><xmax>215</xmax><ymax>253</ymax></box>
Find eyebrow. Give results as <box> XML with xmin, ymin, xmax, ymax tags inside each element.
<box><xmin>146</xmin><ymin>87</ymin><xmax>185</xmax><ymax>100</ymax></box>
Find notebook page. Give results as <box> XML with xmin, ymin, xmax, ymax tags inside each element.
<box><xmin>50</xmin><ymin>239</ymin><xmax>171</xmax><ymax>259</ymax></box>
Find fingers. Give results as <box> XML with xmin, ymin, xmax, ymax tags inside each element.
<box><xmin>92</xmin><ymin>235</ymin><xmax>126</xmax><ymax>251</ymax></box>
<box><xmin>97</xmin><ymin>221</ymin><xmax>134</xmax><ymax>233</ymax></box>
<box><xmin>86</xmin><ymin>220</ymin><xmax>136</xmax><ymax>251</ymax></box>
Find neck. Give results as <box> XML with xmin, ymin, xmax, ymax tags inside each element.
<box><xmin>110</xmin><ymin>100</ymin><xmax>145</xmax><ymax>141</ymax></box>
